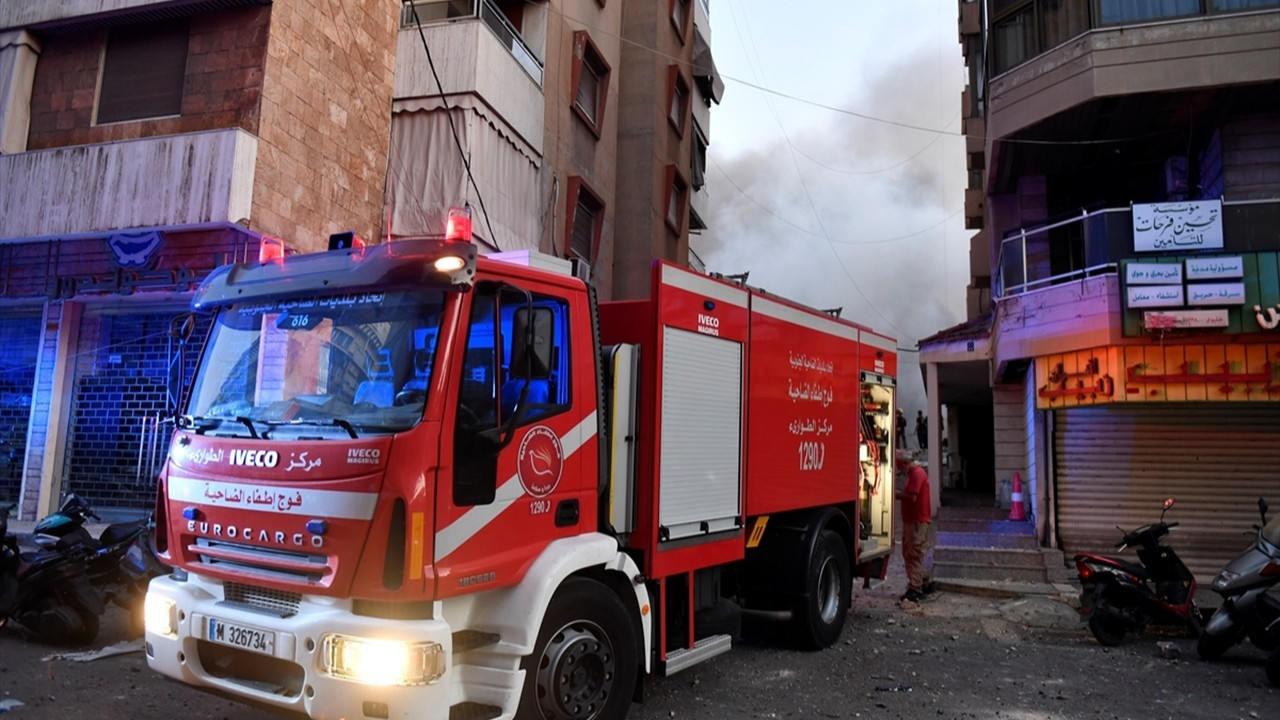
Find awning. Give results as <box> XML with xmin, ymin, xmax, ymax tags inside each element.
<box><xmin>692</xmin><ymin>32</ymin><xmax>724</xmax><ymax>104</ymax></box>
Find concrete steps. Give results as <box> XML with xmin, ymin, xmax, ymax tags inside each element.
<box><xmin>933</xmin><ymin>506</ymin><xmax>1064</xmax><ymax>584</ymax></box>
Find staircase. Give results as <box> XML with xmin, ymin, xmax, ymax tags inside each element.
<box><xmin>932</xmin><ymin>506</ymin><xmax>1069</xmax><ymax>587</ymax></box>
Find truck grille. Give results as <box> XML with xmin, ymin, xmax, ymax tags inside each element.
<box><xmin>191</xmin><ymin>537</ymin><xmax>332</xmax><ymax>585</ymax></box>
<box><xmin>223</xmin><ymin>581</ymin><xmax>302</xmax><ymax>618</ymax></box>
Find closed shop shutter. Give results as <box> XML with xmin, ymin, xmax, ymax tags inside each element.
<box><xmin>0</xmin><ymin>308</ymin><xmax>43</xmax><ymax>505</ymax></box>
<box><xmin>63</xmin><ymin>305</ymin><xmax>205</xmax><ymax>517</ymax></box>
<box><xmin>1055</xmin><ymin>403</ymin><xmax>1280</xmax><ymax>584</ymax></box>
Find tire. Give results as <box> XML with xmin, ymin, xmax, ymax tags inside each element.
<box><xmin>1248</xmin><ymin>628</ymin><xmax>1279</xmax><ymax>652</ymax></box>
<box><xmin>1197</xmin><ymin>605</ymin><xmax>1242</xmax><ymax>661</ymax></box>
<box><xmin>1088</xmin><ymin>609</ymin><xmax>1127</xmax><ymax>647</ymax></box>
<box><xmin>519</xmin><ymin>577</ymin><xmax>638</xmax><ymax>720</ymax></box>
<box><xmin>791</xmin><ymin>529</ymin><xmax>850</xmax><ymax>650</ymax></box>
<box><xmin>1266</xmin><ymin>647</ymin><xmax>1280</xmax><ymax>688</ymax></box>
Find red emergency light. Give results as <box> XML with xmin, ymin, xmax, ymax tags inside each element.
<box><xmin>259</xmin><ymin>235</ymin><xmax>285</xmax><ymax>263</ymax></box>
<box><xmin>445</xmin><ymin>206</ymin><xmax>473</xmax><ymax>243</ymax></box>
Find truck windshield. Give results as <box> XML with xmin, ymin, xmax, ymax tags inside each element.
<box><xmin>186</xmin><ymin>290</ymin><xmax>444</xmax><ymax>438</ymax></box>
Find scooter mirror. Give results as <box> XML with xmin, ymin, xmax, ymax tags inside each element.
<box><xmin>1260</xmin><ymin>497</ymin><xmax>1269</xmax><ymax>524</ymax></box>
<box><xmin>1163</xmin><ymin>498</ymin><xmax>1175</xmax><ymax>510</ymax></box>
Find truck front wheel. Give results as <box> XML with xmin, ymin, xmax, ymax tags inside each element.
<box><xmin>792</xmin><ymin>529</ymin><xmax>850</xmax><ymax>650</ymax></box>
<box><xmin>520</xmin><ymin>577</ymin><xmax>638</xmax><ymax>720</ymax></box>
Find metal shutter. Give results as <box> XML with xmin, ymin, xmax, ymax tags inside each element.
<box><xmin>1055</xmin><ymin>403</ymin><xmax>1280</xmax><ymax>584</ymax></box>
<box><xmin>658</xmin><ymin>327</ymin><xmax>742</xmax><ymax>541</ymax></box>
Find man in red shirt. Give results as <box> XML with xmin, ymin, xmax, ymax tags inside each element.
<box><xmin>895</xmin><ymin>450</ymin><xmax>934</xmax><ymax>603</ymax></box>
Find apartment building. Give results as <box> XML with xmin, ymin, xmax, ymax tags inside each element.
<box><xmin>0</xmin><ymin>0</ymin><xmax>719</xmax><ymax>520</ymax></box>
<box><xmin>925</xmin><ymin>0</ymin><xmax>1280</xmax><ymax>578</ymax></box>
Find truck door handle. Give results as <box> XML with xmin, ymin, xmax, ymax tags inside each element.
<box><xmin>555</xmin><ymin>499</ymin><xmax>579</xmax><ymax>527</ymax></box>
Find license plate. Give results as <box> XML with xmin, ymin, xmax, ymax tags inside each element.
<box><xmin>207</xmin><ymin>617</ymin><xmax>276</xmax><ymax>655</ymax></box>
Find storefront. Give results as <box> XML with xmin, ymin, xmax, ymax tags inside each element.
<box><xmin>0</xmin><ymin>224</ymin><xmax>259</xmax><ymax>519</ymax></box>
<box><xmin>1037</xmin><ymin>242</ymin><xmax>1280</xmax><ymax>581</ymax></box>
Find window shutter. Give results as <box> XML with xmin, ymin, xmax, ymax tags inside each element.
<box><xmin>571</xmin><ymin>197</ymin><xmax>596</xmax><ymax>261</ymax></box>
<box><xmin>97</xmin><ymin>20</ymin><xmax>189</xmax><ymax>124</ymax></box>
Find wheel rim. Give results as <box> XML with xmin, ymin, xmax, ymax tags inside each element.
<box><xmin>534</xmin><ymin>620</ymin><xmax>616</xmax><ymax>720</ymax></box>
<box><xmin>815</xmin><ymin>555</ymin><xmax>841</xmax><ymax>625</ymax></box>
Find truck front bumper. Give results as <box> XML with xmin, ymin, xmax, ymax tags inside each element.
<box><xmin>144</xmin><ymin>574</ymin><xmax>495</xmax><ymax>720</ymax></box>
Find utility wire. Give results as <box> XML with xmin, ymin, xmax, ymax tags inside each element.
<box><xmin>407</xmin><ymin>1</ymin><xmax>502</xmax><ymax>251</ymax></box>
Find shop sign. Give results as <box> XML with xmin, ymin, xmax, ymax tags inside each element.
<box><xmin>1143</xmin><ymin>310</ymin><xmax>1229</xmax><ymax>330</ymax></box>
<box><xmin>1127</xmin><ymin>285</ymin><xmax>1184</xmax><ymax>308</ymax></box>
<box><xmin>1125</xmin><ymin>263</ymin><xmax>1182</xmax><ymax>284</ymax></box>
<box><xmin>1133</xmin><ymin>200</ymin><xmax>1223</xmax><ymax>253</ymax></box>
<box><xmin>1185</xmin><ymin>256</ymin><xmax>1243</xmax><ymax>280</ymax></box>
<box><xmin>1186</xmin><ymin>282</ymin><xmax>1245</xmax><ymax>306</ymax></box>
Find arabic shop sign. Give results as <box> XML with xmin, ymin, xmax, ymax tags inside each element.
<box><xmin>1121</xmin><ymin>252</ymin><xmax>1280</xmax><ymax>336</ymax></box>
<box><xmin>1127</xmin><ymin>285</ymin><xmax>1184</xmax><ymax>308</ymax></box>
<box><xmin>1133</xmin><ymin>200</ymin><xmax>1223</xmax><ymax>253</ymax></box>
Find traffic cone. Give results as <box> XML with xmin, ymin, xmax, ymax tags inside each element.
<box><xmin>1009</xmin><ymin>471</ymin><xmax>1027</xmax><ymax>521</ymax></box>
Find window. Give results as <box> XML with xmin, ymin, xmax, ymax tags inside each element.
<box><xmin>571</xmin><ymin>30</ymin><xmax>611</xmax><ymax>137</ymax></box>
<box><xmin>668</xmin><ymin>66</ymin><xmax>690</xmax><ymax>136</ymax></box>
<box><xmin>400</xmin><ymin>0</ymin><xmax>475</xmax><ymax>27</ymax></box>
<box><xmin>1100</xmin><ymin>0</ymin><xmax>1200</xmax><ymax>25</ymax></box>
<box><xmin>565</xmin><ymin>177</ymin><xmax>604</xmax><ymax>265</ymax></box>
<box><xmin>691</xmin><ymin>128</ymin><xmax>708</xmax><ymax>191</ymax></box>
<box><xmin>670</xmin><ymin>0</ymin><xmax>691</xmax><ymax>41</ymax></box>
<box><xmin>665</xmin><ymin>165</ymin><xmax>688</xmax><ymax>234</ymax></box>
<box><xmin>96</xmin><ymin>20</ymin><xmax>189</xmax><ymax>124</ymax></box>
<box><xmin>991</xmin><ymin>5</ymin><xmax>1035</xmax><ymax>75</ymax></box>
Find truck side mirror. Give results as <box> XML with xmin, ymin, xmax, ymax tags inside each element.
<box><xmin>510</xmin><ymin>307</ymin><xmax>553</xmax><ymax>380</ymax></box>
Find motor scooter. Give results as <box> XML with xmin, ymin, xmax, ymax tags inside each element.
<box><xmin>1</xmin><ymin>504</ymin><xmax>104</xmax><ymax>645</ymax></box>
<box><xmin>1073</xmin><ymin>498</ymin><xmax>1202</xmax><ymax>646</ymax></box>
<box><xmin>21</xmin><ymin>494</ymin><xmax>167</xmax><ymax>633</ymax></box>
<box><xmin>1196</xmin><ymin>497</ymin><xmax>1280</xmax><ymax>661</ymax></box>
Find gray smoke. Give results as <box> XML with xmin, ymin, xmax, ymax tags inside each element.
<box><xmin>695</xmin><ymin>43</ymin><xmax>968</xmax><ymax>418</ymax></box>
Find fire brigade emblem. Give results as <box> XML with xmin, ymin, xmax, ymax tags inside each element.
<box><xmin>517</xmin><ymin>426</ymin><xmax>563</xmax><ymax>498</ymax></box>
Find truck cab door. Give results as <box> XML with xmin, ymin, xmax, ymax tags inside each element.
<box><xmin>434</xmin><ymin>280</ymin><xmax>587</xmax><ymax>597</ymax></box>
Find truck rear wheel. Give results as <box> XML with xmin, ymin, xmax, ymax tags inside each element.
<box><xmin>792</xmin><ymin>529</ymin><xmax>850</xmax><ymax>650</ymax></box>
<box><xmin>520</xmin><ymin>577</ymin><xmax>638</xmax><ymax>720</ymax></box>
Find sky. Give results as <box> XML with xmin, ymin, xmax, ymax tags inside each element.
<box><xmin>698</xmin><ymin>0</ymin><xmax>970</xmax><ymax>418</ymax></box>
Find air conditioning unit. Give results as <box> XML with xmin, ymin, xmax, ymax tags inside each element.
<box><xmin>569</xmin><ymin>257</ymin><xmax>592</xmax><ymax>284</ymax></box>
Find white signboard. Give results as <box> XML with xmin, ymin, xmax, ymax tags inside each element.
<box><xmin>1185</xmin><ymin>256</ymin><xmax>1244</xmax><ymax>280</ymax></box>
<box><xmin>1125</xmin><ymin>263</ymin><xmax>1183</xmax><ymax>284</ymax></box>
<box><xmin>1186</xmin><ymin>282</ymin><xmax>1246</xmax><ymax>306</ymax></box>
<box><xmin>1133</xmin><ymin>200</ymin><xmax>1224</xmax><ymax>253</ymax></box>
<box><xmin>1143</xmin><ymin>310</ymin><xmax>1230</xmax><ymax>330</ymax></box>
<box><xmin>1127</xmin><ymin>285</ymin><xmax>1184</xmax><ymax>308</ymax></box>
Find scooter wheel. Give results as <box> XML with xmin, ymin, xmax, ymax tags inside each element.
<box><xmin>1267</xmin><ymin>647</ymin><xmax>1280</xmax><ymax>688</ymax></box>
<box><xmin>1088</xmin><ymin>610</ymin><xmax>1127</xmax><ymax>647</ymax></box>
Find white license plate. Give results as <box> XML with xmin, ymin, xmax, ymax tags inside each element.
<box><xmin>207</xmin><ymin>617</ymin><xmax>276</xmax><ymax>655</ymax></box>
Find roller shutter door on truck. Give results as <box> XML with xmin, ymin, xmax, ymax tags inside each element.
<box><xmin>1054</xmin><ymin>403</ymin><xmax>1280</xmax><ymax>585</ymax></box>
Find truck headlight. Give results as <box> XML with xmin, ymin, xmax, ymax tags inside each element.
<box><xmin>321</xmin><ymin>634</ymin><xmax>444</xmax><ymax>686</ymax></box>
<box><xmin>145</xmin><ymin>594</ymin><xmax>177</xmax><ymax>637</ymax></box>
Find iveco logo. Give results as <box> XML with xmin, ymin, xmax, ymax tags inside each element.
<box><xmin>229</xmin><ymin>449</ymin><xmax>279</xmax><ymax>468</ymax></box>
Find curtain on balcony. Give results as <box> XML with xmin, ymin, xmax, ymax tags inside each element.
<box><xmin>387</xmin><ymin>98</ymin><xmax>540</xmax><ymax>250</ymax></box>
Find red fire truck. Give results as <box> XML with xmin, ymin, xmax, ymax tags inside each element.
<box><xmin>144</xmin><ymin>216</ymin><xmax>899</xmax><ymax>720</ymax></box>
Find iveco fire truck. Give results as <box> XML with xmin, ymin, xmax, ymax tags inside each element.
<box><xmin>144</xmin><ymin>212</ymin><xmax>900</xmax><ymax>720</ymax></box>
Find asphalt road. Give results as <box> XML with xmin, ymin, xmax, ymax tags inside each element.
<box><xmin>0</xmin><ymin>566</ymin><xmax>1274</xmax><ymax>720</ymax></box>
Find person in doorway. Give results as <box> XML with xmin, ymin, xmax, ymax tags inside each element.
<box><xmin>895</xmin><ymin>408</ymin><xmax>907</xmax><ymax>447</ymax></box>
<box><xmin>895</xmin><ymin>450</ymin><xmax>934</xmax><ymax>603</ymax></box>
<box><xmin>914</xmin><ymin>410</ymin><xmax>928</xmax><ymax>450</ymax></box>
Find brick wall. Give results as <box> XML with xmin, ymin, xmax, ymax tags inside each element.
<box><xmin>26</xmin><ymin>6</ymin><xmax>271</xmax><ymax>150</ymax></box>
<box><xmin>252</xmin><ymin>0</ymin><xmax>398</xmax><ymax>252</ymax></box>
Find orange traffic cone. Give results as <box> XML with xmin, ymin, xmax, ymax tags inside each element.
<box><xmin>1009</xmin><ymin>471</ymin><xmax>1027</xmax><ymax>521</ymax></box>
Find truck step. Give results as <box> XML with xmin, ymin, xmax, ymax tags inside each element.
<box><xmin>662</xmin><ymin>634</ymin><xmax>732</xmax><ymax>676</ymax></box>
<box><xmin>449</xmin><ymin>702</ymin><xmax>501</xmax><ymax>720</ymax></box>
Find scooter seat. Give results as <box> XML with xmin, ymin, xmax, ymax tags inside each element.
<box><xmin>1111</xmin><ymin>558</ymin><xmax>1151</xmax><ymax>580</ymax></box>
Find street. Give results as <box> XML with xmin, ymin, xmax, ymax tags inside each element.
<box><xmin>1</xmin><ymin>556</ymin><xmax>1275</xmax><ymax>720</ymax></box>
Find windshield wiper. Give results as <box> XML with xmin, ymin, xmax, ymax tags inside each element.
<box><xmin>263</xmin><ymin>418</ymin><xmax>358</xmax><ymax>439</ymax></box>
<box><xmin>234</xmin><ymin>416</ymin><xmax>260</xmax><ymax>439</ymax></box>
<box><xmin>176</xmin><ymin>415</ymin><xmax>261</xmax><ymax>439</ymax></box>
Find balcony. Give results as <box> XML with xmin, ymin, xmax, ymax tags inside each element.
<box><xmin>991</xmin><ymin>197</ymin><xmax>1280</xmax><ymax>364</ymax></box>
<box><xmin>987</xmin><ymin>7</ymin><xmax>1280</xmax><ymax>140</ymax></box>
<box><xmin>394</xmin><ymin>0</ymin><xmax>544</xmax><ymax>153</ymax></box>
<box><xmin>0</xmin><ymin>0</ymin><xmax>269</xmax><ymax>32</ymax></box>
<box><xmin>0</xmin><ymin>129</ymin><xmax>257</xmax><ymax>240</ymax></box>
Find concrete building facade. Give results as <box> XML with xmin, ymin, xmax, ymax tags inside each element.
<box><xmin>925</xmin><ymin>0</ymin><xmax>1280</xmax><ymax>580</ymax></box>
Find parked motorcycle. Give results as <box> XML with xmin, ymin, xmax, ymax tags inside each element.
<box><xmin>1073</xmin><ymin>498</ymin><xmax>1202</xmax><ymax>646</ymax></box>
<box><xmin>23</xmin><ymin>494</ymin><xmax>167</xmax><ymax>633</ymax></box>
<box><xmin>1268</xmin><ymin>646</ymin><xmax>1280</xmax><ymax>687</ymax></box>
<box><xmin>1</xmin><ymin>503</ymin><xmax>104</xmax><ymax>645</ymax></box>
<box><xmin>1196</xmin><ymin>497</ymin><xmax>1280</xmax><ymax>661</ymax></box>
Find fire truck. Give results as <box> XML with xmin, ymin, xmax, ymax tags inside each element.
<box><xmin>144</xmin><ymin>212</ymin><xmax>900</xmax><ymax>720</ymax></box>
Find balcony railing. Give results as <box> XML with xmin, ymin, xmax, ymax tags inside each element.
<box><xmin>994</xmin><ymin>198</ymin><xmax>1280</xmax><ymax>299</ymax></box>
<box><xmin>400</xmin><ymin>0</ymin><xmax>543</xmax><ymax>85</ymax></box>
